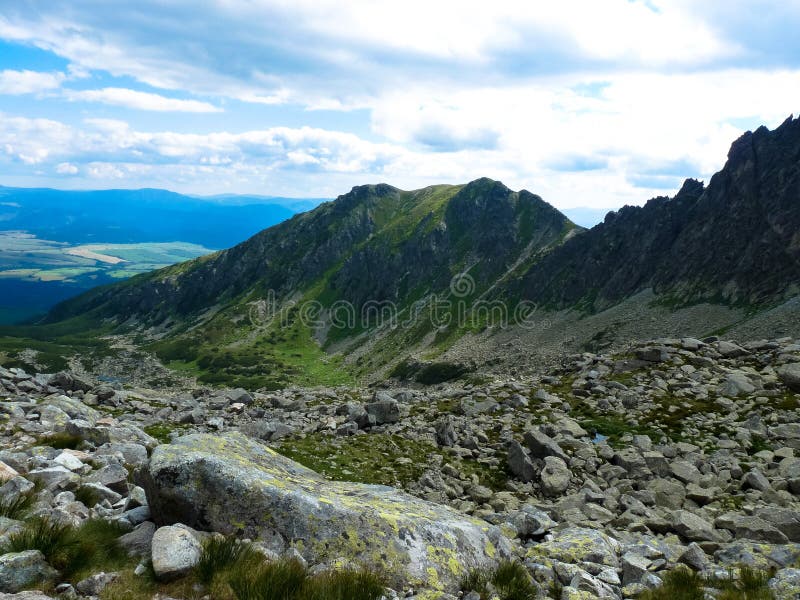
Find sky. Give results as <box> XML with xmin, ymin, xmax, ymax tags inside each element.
<box><xmin>0</xmin><ymin>1</ymin><xmax>799</xmax><ymax>210</ymax></box>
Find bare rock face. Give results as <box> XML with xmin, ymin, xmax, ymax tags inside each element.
<box><xmin>142</xmin><ymin>432</ymin><xmax>511</xmax><ymax>593</ymax></box>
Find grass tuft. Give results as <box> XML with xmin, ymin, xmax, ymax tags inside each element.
<box><xmin>0</xmin><ymin>517</ymin><xmax>127</xmax><ymax>580</ymax></box>
<box><xmin>195</xmin><ymin>535</ymin><xmax>260</xmax><ymax>585</ymax></box>
<box><xmin>229</xmin><ymin>558</ymin><xmax>308</xmax><ymax>600</ymax></box>
<box><xmin>0</xmin><ymin>490</ymin><xmax>35</xmax><ymax>519</ymax></box>
<box><xmin>461</xmin><ymin>561</ymin><xmax>537</xmax><ymax>600</ymax></box>
<box><xmin>641</xmin><ymin>566</ymin><xmax>775</xmax><ymax>600</ymax></box>
<box><xmin>38</xmin><ymin>432</ymin><xmax>83</xmax><ymax>450</ymax></box>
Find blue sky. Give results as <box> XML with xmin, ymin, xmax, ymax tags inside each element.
<box><xmin>0</xmin><ymin>1</ymin><xmax>798</xmax><ymax>209</ymax></box>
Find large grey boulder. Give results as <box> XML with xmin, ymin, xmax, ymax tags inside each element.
<box><xmin>0</xmin><ymin>551</ymin><xmax>58</xmax><ymax>593</ymax></box>
<box><xmin>142</xmin><ymin>432</ymin><xmax>511</xmax><ymax>592</ymax></box>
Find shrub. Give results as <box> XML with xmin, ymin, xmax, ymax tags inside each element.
<box><xmin>491</xmin><ymin>560</ymin><xmax>537</xmax><ymax>600</ymax></box>
<box><xmin>416</xmin><ymin>361</ymin><xmax>469</xmax><ymax>385</ymax></box>
<box><xmin>641</xmin><ymin>566</ymin><xmax>775</xmax><ymax>600</ymax></box>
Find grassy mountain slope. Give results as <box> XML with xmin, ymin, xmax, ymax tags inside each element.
<box><xmin>35</xmin><ymin>179</ymin><xmax>577</xmax><ymax>388</ymax></box>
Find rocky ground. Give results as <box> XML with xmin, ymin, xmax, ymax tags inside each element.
<box><xmin>1</xmin><ymin>336</ymin><xmax>800</xmax><ymax>598</ymax></box>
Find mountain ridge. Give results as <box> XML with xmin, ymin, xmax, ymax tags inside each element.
<box><xmin>5</xmin><ymin>116</ymin><xmax>800</xmax><ymax>388</ymax></box>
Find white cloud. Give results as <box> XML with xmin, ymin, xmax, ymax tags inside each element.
<box><xmin>56</xmin><ymin>162</ymin><xmax>78</xmax><ymax>174</ymax></box>
<box><xmin>65</xmin><ymin>87</ymin><xmax>222</xmax><ymax>112</ymax></box>
<box><xmin>0</xmin><ymin>69</ymin><xmax>64</xmax><ymax>94</ymax></box>
<box><xmin>0</xmin><ymin>3</ymin><xmax>798</xmax><ymax>206</ymax></box>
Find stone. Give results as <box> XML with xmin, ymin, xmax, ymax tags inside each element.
<box><xmin>678</xmin><ymin>542</ymin><xmax>709</xmax><ymax>571</ymax></box>
<box><xmin>754</xmin><ymin>507</ymin><xmax>800</xmax><ymax>542</ymax></box>
<box><xmin>512</xmin><ymin>505</ymin><xmax>556</xmax><ymax>538</ymax></box>
<box><xmin>719</xmin><ymin>372</ymin><xmax>756</xmax><ymax>396</ymax></box>
<box><xmin>621</xmin><ymin>552</ymin><xmax>651</xmax><ymax>585</ymax></box>
<box><xmin>75</xmin><ymin>572</ymin><xmax>119</xmax><ymax>596</ymax></box>
<box><xmin>524</xmin><ymin>429</ymin><xmax>568</xmax><ymax>461</ymax></box>
<box><xmin>143</xmin><ymin>433</ymin><xmax>510</xmax><ymax>592</ymax></box>
<box><xmin>742</xmin><ymin>469</ymin><xmax>771</xmax><ymax>492</ymax></box>
<box><xmin>651</xmin><ymin>478</ymin><xmax>685</xmax><ymax>510</ymax></box>
<box><xmin>769</xmin><ymin>568</ymin><xmax>800</xmax><ymax>598</ymax></box>
<box><xmin>365</xmin><ymin>398</ymin><xmax>401</xmax><ymax>424</ymax></box>
<box><xmin>527</xmin><ymin>527</ymin><xmax>620</xmax><ymax>567</ymax></box>
<box><xmin>507</xmin><ymin>440</ymin><xmax>535</xmax><ymax>482</ymax></box>
<box><xmin>84</xmin><ymin>463</ymin><xmax>129</xmax><ymax>494</ymax></box>
<box><xmin>118</xmin><ymin>521</ymin><xmax>156</xmax><ymax>556</ymax></box>
<box><xmin>0</xmin><ymin>551</ymin><xmax>58</xmax><ymax>593</ymax></box>
<box><xmin>778</xmin><ymin>364</ymin><xmax>800</xmax><ymax>392</ymax></box>
<box><xmin>151</xmin><ymin>525</ymin><xmax>201</xmax><ymax>581</ymax></box>
<box><xmin>671</xmin><ymin>510</ymin><xmax>718</xmax><ymax>542</ymax></box>
<box><xmin>670</xmin><ymin>460</ymin><xmax>701</xmax><ymax>484</ymax></box>
<box><xmin>540</xmin><ymin>456</ymin><xmax>571</xmax><ymax>497</ymax></box>
<box><xmin>717</xmin><ymin>341</ymin><xmax>747</xmax><ymax>358</ymax></box>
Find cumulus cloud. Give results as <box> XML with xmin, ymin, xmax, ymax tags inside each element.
<box><xmin>0</xmin><ymin>2</ymin><xmax>798</xmax><ymax>207</ymax></box>
<box><xmin>0</xmin><ymin>69</ymin><xmax>64</xmax><ymax>94</ymax></box>
<box><xmin>64</xmin><ymin>87</ymin><xmax>223</xmax><ymax>112</ymax></box>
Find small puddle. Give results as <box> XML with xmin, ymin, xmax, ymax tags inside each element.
<box><xmin>592</xmin><ymin>432</ymin><xmax>609</xmax><ymax>444</ymax></box>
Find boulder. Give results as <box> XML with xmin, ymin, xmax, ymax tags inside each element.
<box><xmin>527</xmin><ymin>527</ymin><xmax>620</xmax><ymax>567</ymax></box>
<box><xmin>0</xmin><ymin>551</ymin><xmax>58</xmax><ymax>593</ymax></box>
<box><xmin>524</xmin><ymin>429</ymin><xmax>568</xmax><ymax>461</ymax></box>
<box><xmin>507</xmin><ymin>440</ymin><xmax>535</xmax><ymax>482</ymax></box>
<box><xmin>151</xmin><ymin>525</ymin><xmax>201</xmax><ymax>581</ymax></box>
<box><xmin>142</xmin><ymin>433</ymin><xmax>510</xmax><ymax>592</ymax></box>
<box><xmin>365</xmin><ymin>398</ymin><xmax>402</xmax><ymax>425</ymax></box>
<box><xmin>540</xmin><ymin>456</ymin><xmax>571</xmax><ymax>497</ymax></box>
<box><xmin>778</xmin><ymin>364</ymin><xmax>800</xmax><ymax>392</ymax></box>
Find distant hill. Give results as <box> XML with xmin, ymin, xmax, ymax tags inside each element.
<box><xmin>0</xmin><ymin>186</ymin><xmax>318</xmax><ymax>248</ymax></box>
<box><xmin>0</xmin><ymin>186</ymin><xmax>323</xmax><ymax>322</ymax></box>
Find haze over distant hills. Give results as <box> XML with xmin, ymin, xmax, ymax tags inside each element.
<box><xmin>0</xmin><ymin>186</ymin><xmax>326</xmax><ymax>322</ymax></box>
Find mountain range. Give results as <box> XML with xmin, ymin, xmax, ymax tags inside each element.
<box><xmin>4</xmin><ymin>116</ymin><xmax>800</xmax><ymax>388</ymax></box>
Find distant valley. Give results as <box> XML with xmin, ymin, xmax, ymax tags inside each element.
<box><xmin>0</xmin><ymin>186</ymin><xmax>327</xmax><ymax>322</ymax></box>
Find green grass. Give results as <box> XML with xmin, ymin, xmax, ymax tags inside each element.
<box><xmin>0</xmin><ymin>517</ymin><xmax>127</xmax><ymax>580</ymax></box>
<box><xmin>278</xmin><ymin>431</ymin><xmax>508</xmax><ymax>491</ymax></box>
<box><xmin>229</xmin><ymin>558</ymin><xmax>308</xmax><ymax>600</ymax></box>
<box><xmin>641</xmin><ymin>566</ymin><xmax>775</xmax><ymax>600</ymax></box>
<box><xmin>38</xmin><ymin>432</ymin><xmax>83</xmax><ymax>450</ymax></box>
<box><xmin>461</xmin><ymin>561</ymin><xmax>538</xmax><ymax>600</ymax></box>
<box><xmin>195</xmin><ymin>536</ymin><xmax>261</xmax><ymax>586</ymax></box>
<box><xmin>229</xmin><ymin>558</ymin><xmax>384</xmax><ymax>600</ymax></box>
<box><xmin>0</xmin><ymin>490</ymin><xmax>35</xmax><ymax>519</ymax></box>
<box><xmin>144</xmin><ymin>423</ymin><xmax>179</xmax><ymax>444</ymax></box>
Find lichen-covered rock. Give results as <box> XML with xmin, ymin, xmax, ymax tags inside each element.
<box><xmin>526</xmin><ymin>527</ymin><xmax>620</xmax><ymax>567</ymax></box>
<box><xmin>769</xmin><ymin>568</ymin><xmax>800</xmax><ymax>597</ymax></box>
<box><xmin>142</xmin><ymin>432</ymin><xmax>511</xmax><ymax>592</ymax></box>
<box><xmin>0</xmin><ymin>550</ymin><xmax>58</xmax><ymax>593</ymax></box>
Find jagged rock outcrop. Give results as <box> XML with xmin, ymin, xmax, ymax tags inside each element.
<box><xmin>142</xmin><ymin>432</ymin><xmax>512</xmax><ymax>592</ymax></box>
<box><xmin>515</xmin><ymin>115</ymin><xmax>800</xmax><ymax>310</ymax></box>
